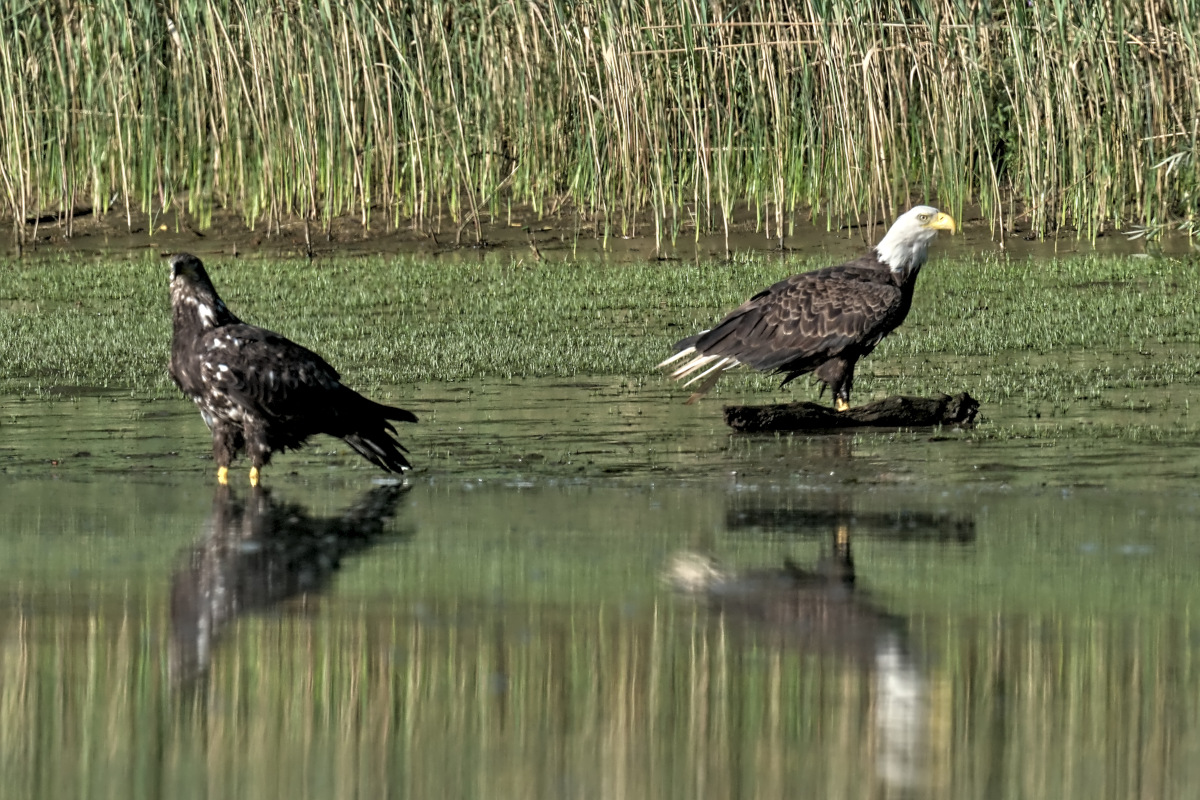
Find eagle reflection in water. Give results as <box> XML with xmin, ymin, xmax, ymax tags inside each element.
<box><xmin>169</xmin><ymin>482</ymin><xmax>411</xmax><ymax>684</ymax></box>
<box><xmin>667</xmin><ymin>524</ymin><xmax>931</xmax><ymax>791</ymax></box>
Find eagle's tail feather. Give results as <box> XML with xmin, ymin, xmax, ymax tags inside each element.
<box><xmin>369</xmin><ymin>399</ymin><xmax>418</xmax><ymax>425</ymax></box>
<box><xmin>656</xmin><ymin>347</ymin><xmax>696</xmax><ymax>369</ymax></box>
<box><xmin>656</xmin><ymin>331</ymin><xmax>710</xmax><ymax>370</ymax></box>
<box><xmin>684</xmin><ymin>369</ymin><xmax>725</xmax><ymax>405</ymax></box>
<box><xmin>681</xmin><ymin>357</ymin><xmax>733</xmax><ymax>387</ymax></box>
<box><xmin>343</xmin><ymin>430</ymin><xmax>412</xmax><ymax>473</ymax></box>
<box><xmin>340</xmin><ymin>394</ymin><xmax>417</xmax><ymax>473</ymax></box>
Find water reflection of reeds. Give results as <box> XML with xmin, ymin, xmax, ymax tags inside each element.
<box><xmin>4</xmin><ymin>592</ymin><xmax>1200</xmax><ymax>797</ymax></box>
<box><xmin>5</xmin><ymin>483</ymin><xmax>1200</xmax><ymax>797</ymax></box>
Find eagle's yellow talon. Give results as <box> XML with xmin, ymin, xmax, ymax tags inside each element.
<box><xmin>249</xmin><ymin>466</ymin><xmax>260</xmax><ymax>487</ymax></box>
<box><xmin>217</xmin><ymin>466</ymin><xmax>229</xmax><ymax>485</ymax></box>
<box><xmin>835</xmin><ymin>398</ymin><xmax>851</xmax><ymax>412</ymax></box>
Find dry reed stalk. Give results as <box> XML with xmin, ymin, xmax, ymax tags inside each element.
<box><xmin>0</xmin><ymin>0</ymin><xmax>1196</xmax><ymax>244</ymax></box>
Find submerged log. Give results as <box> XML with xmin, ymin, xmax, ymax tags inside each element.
<box><xmin>723</xmin><ymin>392</ymin><xmax>979</xmax><ymax>433</ymax></box>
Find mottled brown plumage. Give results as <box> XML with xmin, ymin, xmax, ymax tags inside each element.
<box><xmin>660</xmin><ymin>206</ymin><xmax>956</xmax><ymax>407</ymax></box>
<box><xmin>168</xmin><ymin>253</ymin><xmax>417</xmax><ymax>484</ymax></box>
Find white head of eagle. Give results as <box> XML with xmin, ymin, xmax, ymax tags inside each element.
<box><xmin>874</xmin><ymin>205</ymin><xmax>958</xmax><ymax>281</ymax></box>
<box><xmin>170</xmin><ymin>253</ymin><xmax>237</xmax><ymax>332</ymax></box>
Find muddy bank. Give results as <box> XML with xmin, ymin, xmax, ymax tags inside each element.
<box><xmin>7</xmin><ymin>201</ymin><xmax>1182</xmax><ymax>263</ymax></box>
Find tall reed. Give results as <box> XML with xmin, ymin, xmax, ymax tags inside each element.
<box><xmin>1</xmin><ymin>0</ymin><xmax>1196</xmax><ymax>246</ymax></box>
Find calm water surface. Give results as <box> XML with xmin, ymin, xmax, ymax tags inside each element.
<box><xmin>4</xmin><ymin>380</ymin><xmax>1200</xmax><ymax>799</ymax></box>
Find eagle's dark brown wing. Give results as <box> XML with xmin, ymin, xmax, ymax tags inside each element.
<box><xmin>197</xmin><ymin>324</ymin><xmax>345</xmax><ymax>425</ymax></box>
<box><xmin>197</xmin><ymin>323</ymin><xmax>416</xmax><ymax>469</ymax></box>
<box><xmin>673</xmin><ymin>265</ymin><xmax>905</xmax><ymax>379</ymax></box>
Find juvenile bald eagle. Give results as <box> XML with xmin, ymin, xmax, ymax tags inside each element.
<box><xmin>168</xmin><ymin>253</ymin><xmax>417</xmax><ymax>485</ymax></box>
<box><xmin>659</xmin><ymin>205</ymin><xmax>956</xmax><ymax>408</ymax></box>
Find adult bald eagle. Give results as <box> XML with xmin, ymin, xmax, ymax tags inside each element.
<box><xmin>659</xmin><ymin>205</ymin><xmax>956</xmax><ymax>408</ymax></box>
<box><xmin>168</xmin><ymin>253</ymin><xmax>417</xmax><ymax>485</ymax></box>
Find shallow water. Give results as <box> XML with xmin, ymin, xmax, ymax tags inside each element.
<box><xmin>4</xmin><ymin>380</ymin><xmax>1200</xmax><ymax>799</ymax></box>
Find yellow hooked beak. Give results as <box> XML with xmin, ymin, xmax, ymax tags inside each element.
<box><xmin>929</xmin><ymin>211</ymin><xmax>957</xmax><ymax>235</ymax></box>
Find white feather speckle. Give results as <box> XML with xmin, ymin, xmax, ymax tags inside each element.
<box><xmin>196</xmin><ymin>303</ymin><xmax>216</xmax><ymax>327</ymax></box>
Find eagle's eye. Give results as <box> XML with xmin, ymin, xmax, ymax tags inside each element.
<box><xmin>917</xmin><ymin>213</ymin><xmax>930</xmax><ymax>223</ymax></box>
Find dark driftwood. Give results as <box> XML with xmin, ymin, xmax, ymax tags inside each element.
<box><xmin>723</xmin><ymin>392</ymin><xmax>979</xmax><ymax>432</ymax></box>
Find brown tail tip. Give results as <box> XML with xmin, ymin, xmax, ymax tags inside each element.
<box><xmin>684</xmin><ymin>369</ymin><xmax>723</xmax><ymax>404</ymax></box>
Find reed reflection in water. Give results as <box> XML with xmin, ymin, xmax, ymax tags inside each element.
<box><xmin>4</xmin><ymin>481</ymin><xmax>1200</xmax><ymax>798</ymax></box>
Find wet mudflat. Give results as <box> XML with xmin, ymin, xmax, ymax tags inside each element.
<box><xmin>4</xmin><ymin>378</ymin><xmax>1200</xmax><ymax>799</ymax></box>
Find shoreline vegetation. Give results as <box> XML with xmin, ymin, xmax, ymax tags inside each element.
<box><xmin>2</xmin><ymin>1</ymin><xmax>1197</xmax><ymax>250</ymax></box>
<box><xmin>3</xmin><ymin>253</ymin><xmax>1199</xmax><ymax>413</ymax></box>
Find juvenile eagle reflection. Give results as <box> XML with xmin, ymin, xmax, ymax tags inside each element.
<box><xmin>667</xmin><ymin>527</ymin><xmax>928</xmax><ymax>790</ymax></box>
<box><xmin>170</xmin><ymin>482</ymin><xmax>411</xmax><ymax>683</ymax></box>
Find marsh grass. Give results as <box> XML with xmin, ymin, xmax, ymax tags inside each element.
<box><xmin>3</xmin><ymin>252</ymin><xmax>1200</xmax><ymax>414</ymax></box>
<box><xmin>1</xmin><ymin>1</ymin><xmax>1196</xmax><ymax>247</ymax></box>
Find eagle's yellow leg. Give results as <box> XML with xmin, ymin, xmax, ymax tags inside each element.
<box><xmin>835</xmin><ymin>398</ymin><xmax>851</xmax><ymax>412</ymax></box>
<box><xmin>217</xmin><ymin>466</ymin><xmax>229</xmax><ymax>485</ymax></box>
<box><xmin>249</xmin><ymin>467</ymin><xmax>260</xmax><ymax>487</ymax></box>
